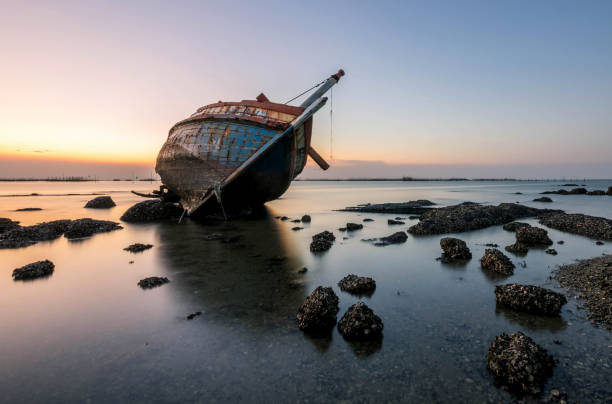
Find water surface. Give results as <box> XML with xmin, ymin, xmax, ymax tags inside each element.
<box><xmin>1</xmin><ymin>180</ymin><xmax>611</xmax><ymax>402</ymax></box>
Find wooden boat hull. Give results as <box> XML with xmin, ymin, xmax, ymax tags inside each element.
<box><xmin>155</xmin><ymin>111</ymin><xmax>311</xmax><ymax>215</ymax></box>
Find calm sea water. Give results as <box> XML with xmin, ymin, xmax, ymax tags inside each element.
<box><xmin>0</xmin><ymin>180</ymin><xmax>611</xmax><ymax>403</ymax></box>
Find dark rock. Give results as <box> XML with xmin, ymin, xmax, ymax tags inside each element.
<box><xmin>514</xmin><ymin>192</ymin><xmax>523</xmax><ymax>195</ymax></box>
<box><xmin>297</xmin><ymin>286</ymin><xmax>339</xmax><ymax>332</ymax></box>
<box><xmin>373</xmin><ymin>231</ymin><xmax>408</xmax><ymax>246</ymax></box>
<box><xmin>338</xmin><ymin>227</ymin><xmax>347</xmax><ymax>232</ymax></box>
<box><xmin>15</xmin><ymin>208</ymin><xmax>42</xmax><ymax>212</ymax></box>
<box><xmin>480</xmin><ymin>249</ymin><xmax>514</xmax><ymax>275</ymax></box>
<box><xmin>279</xmin><ymin>216</ymin><xmax>289</xmax><ymax>221</ymax></box>
<box><xmin>63</xmin><ymin>219</ymin><xmax>123</xmax><ymax>239</ymax></box>
<box><xmin>346</xmin><ymin>223</ymin><xmax>363</xmax><ymax>231</ymax></box>
<box><xmin>533</xmin><ymin>197</ymin><xmax>552</xmax><ymax>203</ymax></box>
<box><xmin>545</xmin><ymin>248</ymin><xmax>558</xmax><ymax>255</ymax></box>
<box><xmin>337</xmin><ymin>301</ymin><xmax>383</xmax><ymax>340</ymax></box>
<box><xmin>84</xmin><ymin>196</ymin><xmax>116</xmax><ymax>209</ymax></box>
<box><xmin>301</xmin><ymin>215</ymin><xmax>311</xmax><ymax>223</ymax></box>
<box><xmin>486</xmin><ymin>331</ymin><xmax>554</xmax><ymax>394</ymax></box>
<box><xmin>408</xmin><ymin>202</ymin><xmax>559</xmax><ymax>235</ymax></box>
<box><xmin>310</xmin><ymin>231</ymin><xmax>335</xmax><ymax>252</ymax></box>
<box><xmin>554</xmin><ymin>254</ymin><xmax>612</xmax><ymax>330</ymax></box>
<box><xmin>338</xmin><ymin>274</ymin><xmax>376</xmax><ymax>294</ymax></box>
<box><xmin>495</xmin><ymin>284</ymin><xmax>567</xmax><ymax>315</ymax></box>
<box><xmin>587</xmin><ymin>190</ymin><xmax>606</xmax><ymax>195</ymax></box>
<box><xmin>124</xmin><ymin>243</ymin><xmax>153</xmax><ymax>253</ymax></box>
<box><xmin>387</xmin><ymin>219</ymin><xmax>405</xmax><ymax>225</ymax></box>
<box><xmin>503</xmin><ymin>221</ymin><xmax>531</xmax><ymax>232</ymax></box>
<box><xmin>0</xmin><ymin>218</ymin><xmax>20</xmax><ymax>234</ymax></box>
<box><xmin>541</xmin><ymin>189</ymin><xmax>569</xmax><ymax>195</ymax></box>
<box><xmin>505</xmin><ymin>242</ymin><xmax>528</xmax><ymax>255</ymax></box>
<box><xmin>439</xmin><ymin>237</ymin><xmax>472</xmax><ymax>262</ymax></box>
<box><xmin>120</xmin><ymin>200</ymin><xmax>182</xmax><ymax>222</ymax></box>
<box><xmin>515</xmin><ymin>226</ymin><xmax>553</xmax><ymax>246</ymax></box>
<box><xmin>557</xmin><ymin>240</ymin><xmax>564</xmax><ymax>244</ymax></box>
<box><xmin>363</xmin><ymin>218</ymin><xmax>374</xmax><ymax>222</ymax></box>
<box><xmin>484</xmin><ymin>243</ymin><xmax>499</xmax><ymax>247</ymax></box>
<box><xmin>297</xmin><ymin>267</ymin><xmax>308</xmax><ymax>274</ymax></box>
<box><xmin>409</xmin><ymin>215</ymin><xmax>420</xmax><ymax>220</ymax></box>
<box><xmin>395</xmin><ymin>217</ymin><xmax>405</xmax><ymax>220</ymax></box>
<box><xmin>12</xmin><ymin>260</ymin><xmax>55</xmax><ymax>280</ymax></box>
<box><xmin>543</xmin><ymin>389</ymin><xmax>568</xmax><ymax>403</ymax></box>
<box><xmin>539</xmin><ymin>212</ymin><xmax>612</xmax><ymax>240</ymax></box>
<box><xmin>568</xmin><ymin>187</ymin><xmax>587</xmax><ymax>194</ymax></box>
<box><xmin>186</xmin><ymin>311</ymin><xmax>202</xmax><ymax>320</ymax></box>
<box><xmin>0</xmin><ymin>219</ymin><xmax>72</xmax><ymax>248</ymax></box>
<box><xmin>340</xmin><ymin>200</ymin><xmax>435</xmax><ymax>214</ymax></box>
<box><xmin>596</xmin><ymin>240</ymin><xmax>604</xmax><ymax>245</ymax></box>
<box><xmin>138</xmin><ymin>276</ymin><xmax>169</xmax><ymax>289</ymax></box>
<box><xmin>290</xmin><ymin>219</ymin><xmax>301</xmax><ymax>223</ymax></box>
<box><xmin>608</xmin><ymin>186</ymin><xmax>612</xmax><ymax>196</ymax></box>
<box><xmin>562</xmin><ymin>183</ymin><xmax>578</xmax><ymax>186</ymax></box>
<box><xmin>292</xmin><ymin>227</ymin><xmax>303</xmax><ymax>231</ymax></box>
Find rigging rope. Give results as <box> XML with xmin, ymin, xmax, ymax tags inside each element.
<box><xmin>329</xmin><ymin>87</ymin><xmax>333</xmax><ymax>160</ymax></box>
<box><xmin>283</xmin><ymin>78</ymin><xmax>327</xmax><ymax>105</ymax></box>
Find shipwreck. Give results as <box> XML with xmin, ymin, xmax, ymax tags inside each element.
<box><xmin>150</xmin><ymin>69</ymin><xmax>345</xmax><ymax>217</ymax></box>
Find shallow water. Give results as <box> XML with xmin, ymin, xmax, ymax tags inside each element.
<box><xmin>0</xmin><ymin>180</ymin><xmax>611</xmax><ymax>403</ymax></box>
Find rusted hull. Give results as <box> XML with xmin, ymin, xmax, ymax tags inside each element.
<box><xmin>155</xmin><ymin>116</ymin><xmax>310</xmax><ymax>215</ymax></box>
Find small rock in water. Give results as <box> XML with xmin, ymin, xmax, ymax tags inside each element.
<box><xmin>486</xmin><ymin>331</ymin><xmax>554</xmax><ymax>395</ymax></box>
<box><xmin>120</xmin><ymin>200</ymin><xmax>182</xmax><ymax>222</ymax></box>
<box><xmin>337</xmin><ymin>302</ymin><xmax>383</xmax><ymax>340</ymax></box>
<box><xmin>15</xmin><ymin>208</ymin><xmax>42</xmax><ymax>212</ymax></box>
<box><xmin>301</xmin><ymin>214</ymin><xmax>311</xmax><ymax>223</ymax></box>
<box><xmin>502</xmin><ymin>222</ymin><xmax>531</xmax><ymax>232</ymax></box>
<box><xmin>129</xmin><ymin>261</ymin><xmax>134</xmax><ymax>264</ymax></box>
<box><xmin>345</xmin><ymin>223</ymin><xmax>363</xmax><ymax>231</ymax></box>
<box><xmin>291</xmin><ymin>219</ymin><xmax>301</xmax><ymax>223</ymax></box>
<box><xmin>12</xmin><ymin>260</ymin><xmax>55</xmax><ymax>280</ymax></box>
<box><xmin>387</xmin><ymin>219</ymin><xmax>405</xmax><ymax>225</ymax></box>
<box><xmin>480</xmin><ymin>248</ymin><xmax>514</xmax><ymax>275</ymax></box>
<box><xmin>587</xmin><ymin>190</ymin><xmax>606</xmax><ymax>195</ymax></box>
<box><xmin>338</xmin><ymin>274</ymin><xmax>376</xmax><ymax>294</ymax></box>
<box><xmin>291</xmin><ymin>227</ymin><xmax>303</xmax><ymax>231</ymax></box>
<box><xmin>186</xmin><ymin>311</ymin><xmax>202</xmax><ymax>320</ymax></box>
<box><xmin>557</xmin><ymin>240</ymin><xmax>564</xmax><ymax>245</ymax></box>
<box><xmin>124</xmin><ymin>243</ymin><xmax>153</xmax><ymax>253</ymax></box>
<box><xmin>279</xmin><ymin>216</ymin><xmax>289</xmax><ymax>221</ymax></box>
<box><xmin>494</xmin><ymin>284</ymin><xmax>567</xmax><ymax>315</ymax></box>
<box><xmin>297</xmin><ymin>267</ymin><xmax>308</xmax><ymax>274</ymax></box>
<box><xmin>84</xmin><ymin>196</ymin><xmax>116</xmax><ymax>209</ymax></box>
<box><xmin>63</xmin><ymin>218</ymin><xmax>123</xmax><ymax>239</ymax></box>
<box><xmin>516</xmin><ymin>226</ymin><xmax>553</xmax><ymax>246</ymax></box>
<box><xmin>596</xmin><ymin>240</ymin><xmax>604</xmax><ymax>245</ymax></box>
<box><xmin>296</xmin><ymin>286</ymin><xmax>339</xmax><ymax>332</ymax></box>
<box><xmin>533</xmin><ymin>196</ymin><xmax>553</xmax><ymax>203</ymax></box>
<box><xmin>363</xmin><ymin>218</ymin><xmax>374</xmax><ymax>222</ymax></box>
<box><xmin>138</xmin><ymin>276</ymin><xmax>170</xmax><ymax>289</ymax></box>
<box><xmin>505</xmin><ymin>242</ymin><xmax>528</xmax><ymax>255</ymax></box>
<box><xmin>373</xmin><ymin>231</ymin><xmax>408</xmax><ymax>246</ymax></box>
<box><xmin>439</xmin><ymin>237</ymin><xmax>472</xmax><ymax>262</ymax></box>
<box><xmin>545</xmin><ymin>248</ymin><xmax>558</xmax><ymax>255</ymax></box>
<box><xmin>310</xmin><ymin>231</ymin><xmax>335</xmax><ymax>253</ymax></box>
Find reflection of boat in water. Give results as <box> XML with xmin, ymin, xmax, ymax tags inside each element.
<box><xmin>156</xmin><ymin>208</ymin><xmax>306</xmax><ymax>326</ymax></box>
<box><xmin>155</xmin><ymin>70</ymin><xmax>345</xmax><ymax>217</ymax></box>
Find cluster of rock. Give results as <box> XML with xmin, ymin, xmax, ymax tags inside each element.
<box><xmin>137</xmin><ymin>276</ymin><xmax>170</xmax><ymax>289</ymax></box>
<box><xmin>84</xmin><ymin>196</ymin><xmax>116</xmax><ymax>209</ymax></box>
<box><xmin>337</xmin><ymin>302</ymin><xmax>383</xmax><ymax>340</ymax></box>
<box><xmin>15</xmin><ymin>207</ymin><xmax>42</xmax><ymax>211</ymax></box>
<box><xmin>480</xmin><ymin>248</ymin><xmax>514</xmax><ymax>275</ymax></box>
<box><xmin>0</xmin><ymin>218</ymin><xmax>21</xmax><ymax>233</ymax></box>
<box><xmin>494</xmin><ymin>284</ymin><xmax>567</xmax><ymax>315</ymax></box>
<box><xmin>554</xmin><ymin>254</ymin><xmax>612</xmax><ymax>330</ymax></box>
<box><xmin>342</xmin><ymin>223</ymin><xmax>363</xmax><ymax>231</ymax></box>
<box><xmin>120</xmin><ymin>200</ymin><xmax>183</xmax><ymax>222</ymax></box>
<box><xmin>310</xmin><ymin>231</ymin><xmax>335</xmax><ymax>252</ymax></box>
<box><xmin>340</xmin><ymin>200</ymin><xmax>435</xmax><ymax>214</ymax></box>
<box><xmin>12</xmin><ymin>260</ymin><xmax>55</xmax><ymax>280</ymax></box>
<box><xmin>539</xmin><ymin>212</ymin><xmax>612</xmax><ymax>241</ymax></box>
<box><xmin>296</xmin><ymin>286</ymin><xmax>340</xmax><ymax>332</ymax></box>
<box><xmin>439</xmin><ymin>237</ymin><xmax>472</xmax><ymax>263</ymax></box>
<box><xmin>387</xmin><ymin>219</ymin><xmax>405</xmax><ymax>225</ymax></box>
<box><xmin>0</xmin><ymin>218</ymin><xmax>122</xmax><ymax>248</ymax></box>
<box><xmin>486</xmin><ymin>331</ymin><xmax>555</xmax><ymax>394</ymax></box>
<box><xmin>505</xmin><ymin>226</ymin><xmax>553</xmax><ymax>254</ymax></box>
<box><xmin>124</xmin><ymin>243</ymin><xmax>153</xmax><ymax>253</ymax></box>
<box><xmin>338</xmin><ymin>274</ymin><xmax>376</xmax><ymax>294</ymax></box>
<box><xmin>407</xmin><ymin>202</ymin><xmax>558</xmax><ymax>235</ymax></box>
<box><xmin>533</xmin><ymin>197</ymin><xmax>552</xmax><ymax>203</ymax></box>
<box><xmin>297</xmin><ymin>286</ymin><xmax>383</xmax><ymax>340</ymax></box>
<box><xmin>542</xmin><ymin>187</ymin><xmax>611</xmax><ymax>196</ymax></box>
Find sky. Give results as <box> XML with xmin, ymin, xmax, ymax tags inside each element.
<box><xmin>1</xmin><ymin>0</ymin><xmax>611</xmax><ymax>179</ymax></box>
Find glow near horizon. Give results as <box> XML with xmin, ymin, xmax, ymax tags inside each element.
<box><xmin>0</xmin><ymin>1</ymin><xmax>611</xmax><ymax>175</ymax></box>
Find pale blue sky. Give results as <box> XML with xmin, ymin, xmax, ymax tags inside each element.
<box><xmin>1</xmin><ymin>0</ymin><xmax>611</xmax><ymax>178</ymax></box>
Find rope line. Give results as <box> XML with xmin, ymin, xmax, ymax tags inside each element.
<box><xmin>284</xmin><ymin>79</ymin><xmax>326</xmax><ymax>104</ymax></box>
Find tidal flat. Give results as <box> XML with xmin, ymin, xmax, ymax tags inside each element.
<box><xmin>0</xmin><ymin>180</ymin><xmax>611</xmax><ymax>403</ymax></box>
